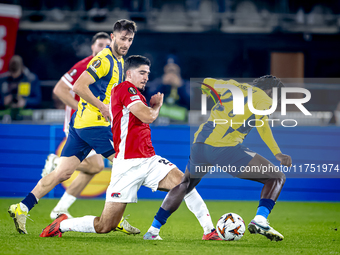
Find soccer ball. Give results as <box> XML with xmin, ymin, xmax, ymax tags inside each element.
<box><xmin>216</xmin><ymin>213</ymin><xmax>246</xmax><ymax>241</ymax></box>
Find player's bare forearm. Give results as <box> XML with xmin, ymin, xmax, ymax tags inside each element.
<box><xmin>73</xmin><ymin>72</ymin><xmax>111</xmax><ymax>121</ymax></box>
<box><xmin>53</xmin><ymin>79</ymin><xmax>78</xmax><ymax>110</ymax></box>
<box><xmin>147</xmin><ymin>92</ymin><xmax>163</xmax><ymax>122</ymax></box>
<box><xmin>150</xmin><ymin>104</ymin><xmax>162</xmax><ymax>121</ymax></box>
<box><xmin>256</xmin><ymin>117</ymin><xmax>281</xmax><ymax>156</ymax></box>
<box><xmin>73</xmin><ymin>72</ymin><xmax>105</xmax><ymax>110</ymax></box>
<box><xmin>129</xmin><ymin>102</ymin><xmax>161</xmax><ymax>124</ymax></box>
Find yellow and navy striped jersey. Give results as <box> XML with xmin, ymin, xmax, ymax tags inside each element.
<box><xmin>74</xmin><ymin>46</ymin><xmax>124</xmax><ymax>129</ymax></box>
<box><xmin>194</xmin><ymin>78</ymin><xmax>281</xmax><ymax>155</ymax></box>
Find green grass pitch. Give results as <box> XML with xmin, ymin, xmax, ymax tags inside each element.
<box><xmin>1</xmin><ymin>198</ymin><xmax>339</xmax><ymax>254</ymax></box>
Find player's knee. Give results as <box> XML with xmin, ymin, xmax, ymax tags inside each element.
<box><xmin>55</xmin><ymin>169</ymin><xmax>73</xmax><ymax>183</ymax></box>
<box><xmin>90</xmin><ymin>162</ymin><xmax>104</xmax><ymax>174</ymax></box>
<box><xmin>180</xmin><ymin>174</ymin><xmax>191</xmax><ymax>189</ymax></box>
<box><xmin>272</xmin><ymin>171</ymin><xmax>286</xmax><ymax>186</ymax></box>
<box><xmin>279</xmin><ymin>172</ymin><xmax>286</xmax><ymax>186</ymax></box>
<box><xmin>187</xmin><ymin>178</ymin><xmax>200</xmax><ymax>193</ymax></box>
<box><xmin>84</xmin><ymin>161</ymin><xmax>104</xmax><ymax>175</ymax></box>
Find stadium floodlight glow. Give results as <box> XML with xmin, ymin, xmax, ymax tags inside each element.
<box><xmin>201</xmin><ymin>84</ymin><xmax>312</xmax><ymax>116</ymax></box>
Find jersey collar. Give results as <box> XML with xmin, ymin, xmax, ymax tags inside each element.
<box><xmin>107</xmin><ymin>45</ymin><xmax>122</xmax><ymax>63</ymax></box>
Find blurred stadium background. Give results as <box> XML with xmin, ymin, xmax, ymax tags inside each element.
<box><xmin>0</xmin><ymin>0</ymin><xmax>340</xmax><ymax>201</ymax></box>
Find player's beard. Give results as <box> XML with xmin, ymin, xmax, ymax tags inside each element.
<box><xmin>138</xmin><ymin>86</ymin><xmax>145</xmax><ymax>92</ymax></box>
<box><xmin>114</xmin><ymin>41</ymin><xmax>127</xmax><ymax>56</ymax></box>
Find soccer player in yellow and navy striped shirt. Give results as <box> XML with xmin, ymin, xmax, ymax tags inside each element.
<box><xmin>194</xmin><ymin>77</ymin><xmax>281</xmax><ymax>154</ymax></box>
<box><xmin>8</xmin><ymin>19</ymin><xmax>139</xmax><ymax>235</ymax></box>
<box><xmin>144</xmin><ymin>75</ymin><xmax>292</xmax><ymax>242</ymax></box>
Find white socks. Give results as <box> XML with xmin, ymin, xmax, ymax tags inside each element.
<box><xmin>19</xmin><ymin>202</ymin><xmax>29</xmax><ymax>213</ymax></box>
<box><xmin>60</xmin><ymin>216</ymin><xmax>96</xmax><ymax>233</ymax></box>
<box><xmin>147</xmin><ymin>226</ymin><xmax>160</xmax><ymax>236</ymax></box>
<box><xmin>53</xmin><ymin>192</ymin><xmax>77</xmax><ymax>211</ymax></box>
<box><xmin>254</xmin><ymin>215</ymin><xmax>267</xmax><ymax>224</ymax></box>
<box><xmin>184</xmin><ymin>188</ymin><xmax>214</xmax><ymax>235</ymax></box>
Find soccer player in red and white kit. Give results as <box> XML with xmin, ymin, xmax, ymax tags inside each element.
<box><xmin>40</xmin><ymin>55</ymin><xmax>220</xmax><ymax>240</ymax></box>
<box><xmin>41</xmin><ymin>32</ymin><xmax>111</xmax><ymax>220</ymax></box>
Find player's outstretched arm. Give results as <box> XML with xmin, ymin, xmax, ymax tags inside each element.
<box><xmin>129</xmin><ymin>92</ymin><xmax>163</xmax><ymax>124</ymax></box>
<box><xmin>256</xmin><ymin>116</ymin><xmax>292</xmax><ymax>166</ymax></box>
<box><xmin>73</xmin><ymin>71</ymin><xmax>110</xmax><ymax>122</ymax></box>
<box><xmin>53</xmin><ymin>79</ymin><xmax>78</xmax><ymax>110</ymax></box>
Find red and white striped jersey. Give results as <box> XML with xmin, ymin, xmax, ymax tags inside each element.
<box><xmin>110</xmin><ymin>81</ymin><xmax>155</xmax><ymax>159</ymax></box>
<box><xmin>61</xmin><ymin>55</ymin><xmax>93</xmax><ymax>134</ymax></box>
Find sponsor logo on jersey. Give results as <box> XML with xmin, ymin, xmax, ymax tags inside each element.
<box><xmin>92</xmin><ymin>59</ymin><xmax>101</xmax><ymax>68</ymax></box>
<box><xmin>70</xmin><ymin>69</ymin><xmax>77</xmax><ymax>76</ymax></box>
<box><xmin>130</xmin><ymin>95</ymin><xmax>140</xmax><ymax>101</ymax></box>
<box><xmin>128</xmin><ymin>87</ymin><xmax>137</xmax><ymax>95</ymax></box>
<box><xmin>111</xmin><ymin>192</ymin><xmax>121</xmax><ymax>198</ymax></box>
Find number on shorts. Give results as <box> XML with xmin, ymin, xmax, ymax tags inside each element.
<box><xmin>158</xmin><ymin>159</ymin><xmax>173</xmax><ymax>166</ymax></box>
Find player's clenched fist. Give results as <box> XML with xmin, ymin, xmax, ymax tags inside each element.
<box><xmin>150</xmin><ymin>92</ymin><xmax>164</xmax><ymax>108</ymax></box>
<box><xmin>99</xmin><ymin>103</ymin><xmax>111</xmax><ymax>122</ymax></box>
<box><xmin>275</xmin><ymin>153</ymin><xmax>292</xmax><ymax>167</ymax></box>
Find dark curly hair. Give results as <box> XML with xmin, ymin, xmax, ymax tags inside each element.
<box><xmin>253</xmin><ymin>75</ymin><xmax>284</xmax><ymax>98</ymax></box>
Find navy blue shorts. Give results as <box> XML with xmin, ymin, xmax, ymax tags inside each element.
<box><xmin>61</xmin><ymin>115</ymin><xmax>115</xmax><ymax>162</ymax></box>
<box><xmin>187</xmin><ymin>143</ymin><xmax>256</xmax><ymax>178</ymax></box>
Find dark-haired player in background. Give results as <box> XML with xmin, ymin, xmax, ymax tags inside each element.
<box><xmin>144</xmin><ymin>75</ymin><xmax>292</xmax><ymax>241</ymax></box>
<box><xmin>9</xmin><ymin>19</ymin><xmax>139</xmax><ymax>236</ymax></box>
<box><xmin>41</xmin><ymin>32</ymin><xmax>110</xmax><ymax>220</ymax></box>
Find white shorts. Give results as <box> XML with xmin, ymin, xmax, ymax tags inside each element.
<box><xmin>106</xmin><ymin>155</ymin><xmax>177</xmax><ymax>203</ymax></box>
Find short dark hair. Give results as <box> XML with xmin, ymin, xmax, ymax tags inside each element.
<box><xmin>113</xmin><ymin>19</ymin><xmax>137</xmax><ymax>34</ymax></box>
<box><xmin>91</xmin><ymin>32</ymin><xmax>110</xmax><ymax>45</ymax></box>
<box><xmin>253</xmin><ymin>75</ymin><xmax>284</xmax><ymax>97</ymax></box>
<box><xmin>125</xmin><ymin>55</ymin><xmax>151</xmax><ymax>73</ymax></box>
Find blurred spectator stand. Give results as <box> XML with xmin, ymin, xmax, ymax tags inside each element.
<box><xmin>146</xmin><ymin>56</ymin><xmax>190</xmax><ymax>124</ymax></box>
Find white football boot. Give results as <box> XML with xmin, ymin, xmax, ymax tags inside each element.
<box><xmin>143</xmin><ymin>232</ymin><xmax>163</xmax><ymax>240</ymax></box>
<box><xmin>248</xmin><ymin>216</ymin><xmax>284</xmax><ymax>241</ymax></box>
<box><xmin>42</xmin><ymin>153</ymin><xmax>59</xmax><ymax>177</ymax></box>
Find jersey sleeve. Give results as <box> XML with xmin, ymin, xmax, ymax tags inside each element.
<box><xmin>202</xmin><ymin>78</ymin><xmax>234</xmax><ymax>96</ymax></box>
<box><xmin>119</xmin><ymin>85</ymin><xmax>142</xmax><ymax>109</ymax></box>
<box><xmin>86</xmin><ymin>55</ymin><xmax>110</xmax><ymax>82</ymax></box>
<box><xmin>61</xmin><ymin>61</ymin><xmax>85</xmax><ymax>89</ymax></box>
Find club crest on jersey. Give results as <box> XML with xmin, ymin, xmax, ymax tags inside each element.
<box><xmin>92</xmin><ymin>59</ymin><xmax>101</xmax><ymax>68</ymax></box>
<box><xmin>128</xmin><ymin>87</ymin><xmax>137</xmax><ymax>95</ymax></box>
<box><xmin>70</xmin><ymin>69</ymin><xmax>77</xmax><ymax>76</ymax></box>
<box><xmin>111</xmin><ymin>192</ymin><xmax>121</xmax><ymax>198</ymax></box>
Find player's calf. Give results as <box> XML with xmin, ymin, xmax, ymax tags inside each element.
<box><xmin>94</xmin><ymin>217</ymin><xmax>116</xmax><ymax>234</ymax></box>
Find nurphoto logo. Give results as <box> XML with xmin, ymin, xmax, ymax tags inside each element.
<box><xmin>200</xmin><ymin>83</ymin><xmax>312</xmax><ymax>128</ymax></box>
